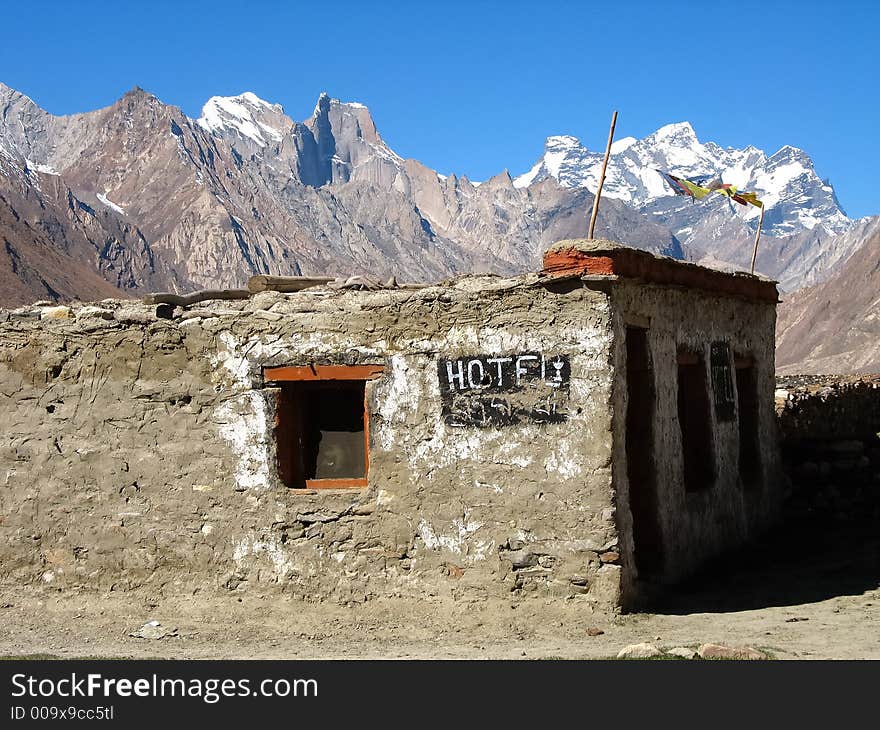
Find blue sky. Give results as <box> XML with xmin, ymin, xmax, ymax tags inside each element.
<box><xmin>2</xmin><ymin>0</ymin><xmax>877</xmax><ymax>217</ymax></box>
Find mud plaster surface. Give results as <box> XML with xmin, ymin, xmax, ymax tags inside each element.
<box><xmin>607</xmin><ymin>281</ymin><xmax>783</xmax><ymax>600</ymax></box>
<box><xmin>0</xmin><ymin>275</ymin><xmax>619</xmax><ymax>606</ymax></box>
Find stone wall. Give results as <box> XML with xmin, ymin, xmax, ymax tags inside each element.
<box><xmin>0</xmin><ymin>275</ymin><xmax>620</xmax><ymax>606</ymax></box>
<box><xmin>607</xmin><ymin>280</ymin><xmax>782</xmax><ymax>602</ymax></box>
<box><xmin>776</xmin><ymin>375</ymin><xmax>880</xmax><ymax>519</ymax></box>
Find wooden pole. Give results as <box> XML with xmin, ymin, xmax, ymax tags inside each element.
<box><xmin>588</xmin><ymin>110</ymin><xmax>618</xmax><ymax>239</ymax></box>
<box><xmin>750</xmin><ymin>205</ymin><xmax>765</xmax><ymax>274</ymax></box>
<box><xmin>247</xmin><ymin>274</ymin><xmax>334</xmax><ymax>293</ymax></box>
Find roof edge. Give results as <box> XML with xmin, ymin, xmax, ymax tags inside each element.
<box><xmin>542</xmin><ymin>239</ymin><xmax>779</xmax><ymax>304</ymax></box>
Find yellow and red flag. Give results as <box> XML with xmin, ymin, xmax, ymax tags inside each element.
<box><xmin>658</xmin><ymin>171</ymin><xmax>713</xmax><ymax>200</ymax></box>
<box><xmin>707</xmin><ymin>182</ymin><xmax>764</xmax><ymax>209</ymax></box>
<box><xmin>658</xmin><ymin>170</ymin><xmax>763</xmax><ymax>209</ymax></box>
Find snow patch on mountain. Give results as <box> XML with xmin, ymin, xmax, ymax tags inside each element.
<box><xmin>365</xmin><ymin>140</ymin><xmax>404</xmax><ymax>166</ymax></box>
<box><xmin>97</xmin><ymin>192</ymin><xmax>125</xmax><ymax>215</ymax></box>
<box><xmin>197</xmin><ymin>92</ymin><xmax>286</xmax><ymax>147</ymax></box>
<box><xmin>512</xmin><ymin>162</ymin><xmax>541</xmax><ymax>189</ymax></box>
<box><xmin>26</xmin><ymin>159</ymin><xmax>57</xmax><ymax>175</ymax></box>
<box><xmin>610</xmin><ymin>136</ymin><xmax>636</xmax><ymax>154</ymax></box>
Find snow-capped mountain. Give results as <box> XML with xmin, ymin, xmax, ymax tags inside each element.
<box><xmin>512</xmin><ymin>122</ymin><xmax>872</xmax><ymax>291</ymax></box>
<box><xmin>514</xmin><ymin>121</ymin><xmax>850</xmax><ymax>238</ymax></box>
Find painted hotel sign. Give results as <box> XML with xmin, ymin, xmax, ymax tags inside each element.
<box><xmin>437</xmin><ymin>353</ymin><xmax>571</xmax><ymax>427</ymax></box>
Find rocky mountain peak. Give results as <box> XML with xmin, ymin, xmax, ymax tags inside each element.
<box><xmin>0</xmin><ymin>81</ymin><xmax>51</xmax><ymax>164</ymax></box>
<box><xmin>0</xmin><ymin>81</ymin><xmax>42</xmax><ymax>112</ymax></box>
<box><xmin>122</xmin><ymin>85</ymin><xmax>151</xmax><ymax>99</ymax></box>
<box><xmin>766</xmin><ymin>144</ymin><xmax>812</xmax><ymax>167</ymax></box>
<box><xmin>545</xmin><ymin>135</ymin><xmax>581</xmax><ymax>150</ymax></box>
<box><xmin>302</xmin><ymin>92</ymin><xmax>401</xmax><ymax>186</ymax></box>
<box><xmin>482</xmin><ymin>169</ymin><xmax>515</xmax><ymax>189</ymax></box>
<box><xmin>111</xmin><ymin>86</ymin><xmax>171</xmax><ymax>122</ymax></box>
<box><xmin>0</xmin><ymin>80</ymin><xmax>23</xmax><ymax>102</ymax></box>
<box><xmin>307</xmin><ymin>93</ymin><xmax>382</xmax><ymax>145</ymax></box>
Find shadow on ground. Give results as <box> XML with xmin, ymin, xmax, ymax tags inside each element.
<box><xmin>647</xmin><ymin>508</ymin><xmax>880</xmax><ymax>615</ymax></box>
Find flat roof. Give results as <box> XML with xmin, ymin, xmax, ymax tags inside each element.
<box><xmin>543</xmin><ymin>239</ymin><xmax>779</xmax><ymax>304</ymax></box>
<box><xmin>2</xmin><ymin>239</ymin><xmax>780</xmax><ymax>314</ymax></box>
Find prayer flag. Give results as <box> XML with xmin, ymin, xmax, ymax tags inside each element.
<box><xmin>657</xmin><ymin>171</ymin><xmax>712</xmax><ymax>200</ymax></box>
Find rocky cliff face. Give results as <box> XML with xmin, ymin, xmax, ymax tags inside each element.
<box><xmin>0</xmin><ymin>83</ymin><xmax>679</xmax><ymax>305</ymax></box>
<box><xmin>776</xmin><ymin>224</ymin><xmax>880</xmax><ymax>374</ymax></box>
<box><xmin>0</xmin><ymin>136</ymin><xmax>169</xmax><ymax>304</ymax></box>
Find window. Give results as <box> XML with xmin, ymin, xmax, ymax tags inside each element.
<box><xmin>676</xmin><ymin>349</ymin><xmax>715</xmax><ymax>492</ymax></box>
<box><xmin>735</xmin><ymin>357</ymin><xmax>762</xmax><ymax>490</ymax></box>
<box><xmin>710</xmin><ymin>341</ymin><xmax>736</xmax><ymax>421</ymax></box>
<box><xmin>264</xmin><ymin>365</ymin><xmax>384</xmax><ymax>489</ymax></box>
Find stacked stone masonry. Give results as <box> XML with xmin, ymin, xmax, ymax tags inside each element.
<box><xmin>776</xmin><ymin>375</ymin><xmax>880</xmax><ymax>518</ymax></box>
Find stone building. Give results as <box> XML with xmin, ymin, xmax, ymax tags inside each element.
<box><xmin>0</xmin><ymin>239</ymin><xmax>781</xmax><ymax>609</ymax></box>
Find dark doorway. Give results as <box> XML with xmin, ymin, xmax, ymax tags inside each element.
<box><xmin>625</xmin><ymin>327</ymin><xmax>663</xmax><ymax>577</ymax></box>
<box><xmin>677</xmin><ymin>350</ymin><xmax>716</xmax><ymax>492</ymax></box>
<box><xmin>736</xmin><ymin>363</ymin><xmax>762</xmax><ymax>490</ymax></box>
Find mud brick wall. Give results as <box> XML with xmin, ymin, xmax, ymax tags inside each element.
<box><xmin>776</xmin><ymin>375</ymin><xmax>880</xmax><ymax>517</ymax></box>
<box><xmin>0</xmin><ymin>276</ymin><xmax>620</xmax><ymax>606</ymax></box>
<box><xmin>607</xmin><ymin>281</ymin><xmax>782</xmax><ymax>599</ymax></box>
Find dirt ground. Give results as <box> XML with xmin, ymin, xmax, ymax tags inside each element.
<box><xmin>1</xmin><ymin>514</ymin><xmax>878</xmax><ymax>660</ymax></box>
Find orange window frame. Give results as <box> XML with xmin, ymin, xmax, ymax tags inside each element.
<box><xmin>263</xmin><ymin>364</ymin><xmax>385</xmax><ymax>489</ymax></box>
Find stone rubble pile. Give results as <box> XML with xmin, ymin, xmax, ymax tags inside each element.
<box><xmin>616</xmin><ymin>642</ymin><xmax>769</xmax><ymax>660</ymax></box>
